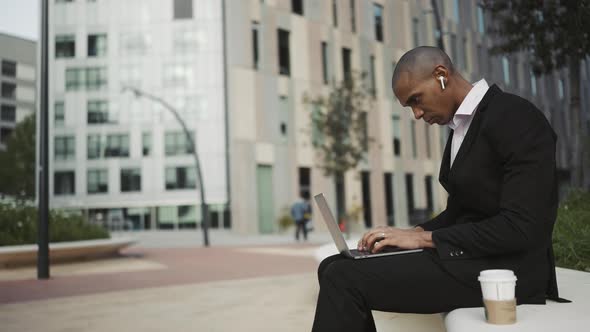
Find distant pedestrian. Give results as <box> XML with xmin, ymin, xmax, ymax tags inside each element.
<box><xmin>291</xmin><ymin>192</ymin><xmax>311</xmax><ymax>241</ymax></box>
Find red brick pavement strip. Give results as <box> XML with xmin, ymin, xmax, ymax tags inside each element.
<box><xmin>0</xmin><ymin>244</ymin><xmax>320</xmax><ymax>305</ymax></box>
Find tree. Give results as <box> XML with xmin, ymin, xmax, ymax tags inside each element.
<box><xmin>484</xmin><ymin>0</ymin><xmax>590</xmax><ymax>189</ymax></box>
<box><xmin>0</xmin><ymin>114</ymin><xmax>36</xmax><ymax>200</ymax></box>
<box><xmin>304</xmin><ymin>72</ymin><xmax>373</xmax><ymax>233</ymax></box>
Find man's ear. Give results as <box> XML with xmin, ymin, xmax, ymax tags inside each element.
<box><xmin>432</xmin><ymin>65</ymin><xmax>449</xmax><ymax>82</ymax></box>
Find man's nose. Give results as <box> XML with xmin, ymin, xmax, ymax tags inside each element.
<box><xmin>412</xmin><ymin>108</ymin><xmax>424</xmax><ymax>120</ymax></box>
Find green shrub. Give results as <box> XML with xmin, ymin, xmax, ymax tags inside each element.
<box><xmin>0</xmin><ymin>202</ymin><xmax>109</xmax><ymax>246</ymax></box>
<box><xmin>277</xmin><ymin>207</ymin><xmax>294</xmax><ymax>231</ymax></box>
<box><xmin>553</xmin><ymin>190</ymin><xmax>590</xmax><ymax>272</ymax></box>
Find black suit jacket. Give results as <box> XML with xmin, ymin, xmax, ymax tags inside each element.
<box><xmin>418</xmin><ymin>85</ymin><xmax>563</xmax><ymax>304</ymax></box>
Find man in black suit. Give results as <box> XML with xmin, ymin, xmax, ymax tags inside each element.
<box><xmin>311</xmin><ymin>47</ymin><xmax>567</xmax><ymax>332</ymax></box>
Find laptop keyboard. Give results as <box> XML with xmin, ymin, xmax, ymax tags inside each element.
<box><xmin>349</xmin><ymin>246</ymin><xmax>404</xmax><ymax>257</ymax></box>
<box><xmin>349</xmin><ymin>249</ymin><xmax>371</xmax><ymax>257</ymax></box>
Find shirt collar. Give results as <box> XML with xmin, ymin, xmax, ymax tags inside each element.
<box><xmin>448</xmin><ymin>79</ymin><xmax>490</xmax><ymax>130</ymax></box>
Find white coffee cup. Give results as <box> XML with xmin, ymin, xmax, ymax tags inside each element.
<box><xmin>478</xmin><ymin>269</ymin><xmax>517</xmax><ymax>301</ymax></box>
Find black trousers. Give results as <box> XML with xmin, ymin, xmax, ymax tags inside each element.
<box><xmin>295</xmin><ymin>219</ymin><xmax>308</xmax><ymax>240</ymax></box>
<box><xmin>312</xmin><ymin>251</ymin><xmax>484</xmax><ymax>332</ymax></box>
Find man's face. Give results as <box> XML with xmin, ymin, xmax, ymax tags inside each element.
<box><xmin>393</xmin><ymin>72</ymin><xmax>455</xmax><ymax>125</ymax></box>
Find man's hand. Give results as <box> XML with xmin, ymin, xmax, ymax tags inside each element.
<box><xmin>357</xmin><ymin>226</ymin><xmax>434</xmax><ymax>253</ymax></box>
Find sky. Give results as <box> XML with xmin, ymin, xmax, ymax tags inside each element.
<box><xmin>0</xmin><ymin>0</ymin><xmax>39</xmax><ymax>40</ymax></box>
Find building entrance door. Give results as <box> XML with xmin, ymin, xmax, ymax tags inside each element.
<box><xmin>257</xmin><ymin>165</ymin><xmax>274</xmax><ymax>234</ymax></box>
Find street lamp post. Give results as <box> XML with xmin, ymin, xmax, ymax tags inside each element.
<box><xmin>37</xmin><ymin>0</ymin><xmax>50</xmax><ymax>279</ymax></box>
<box><xmin>122</xmin><ymin>86</ymin><xmax>210</xmax><ymax>247</ymax></box>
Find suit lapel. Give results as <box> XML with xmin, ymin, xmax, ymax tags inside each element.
<box><xmin>447</xmin><ymin>84</ymin><xmax>502</xmax><ymax>177</ymax></box>
<box><xmin>439</xmin><ymin>130</ymin><xmax>453</xmax><ymax>191</ymax></box>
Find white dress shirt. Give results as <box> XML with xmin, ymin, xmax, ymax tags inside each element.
<box><xmin>448</xmin><ymin>79</ymin><xmax>490</xmax><ymax>167</ymax></box>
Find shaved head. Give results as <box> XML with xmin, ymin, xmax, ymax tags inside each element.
<box><xmin>391</xmin><ymin>46</ymin><xmax>454</xmax><ymax>89</ymax></box>
<box><xmin>390</xmin><ymin>46</ymin><xmax>469</xmax><ymax>126</ymax></box>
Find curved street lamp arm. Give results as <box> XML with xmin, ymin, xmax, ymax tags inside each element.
<box><xmin>121</xmin><ymin>86</ymin><xmax>210</xmax><ymax>246</ymax></box>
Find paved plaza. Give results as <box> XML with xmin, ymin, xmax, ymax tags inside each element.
<box><xmin>0</xmin><ymin>230</ymin><xmax>444</xmax><ymax>331</ymax></box>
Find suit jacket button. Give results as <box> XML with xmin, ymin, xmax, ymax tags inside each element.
<box><xmin>459</xmin><ymin>251</ymin><xmax>464</xmax><ymax>255</ymax></box>
<box><xmin>450</xmin><ymin>252</ymin><xmax>455</xmax><ymax>257</ymax></box>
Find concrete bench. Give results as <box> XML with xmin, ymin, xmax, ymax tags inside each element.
<box><xmin>314</xmin><ymin>241</ymin><xmax>590</xmax><ymax>331</ymax></box>
<box><xmin>445</xmin><ymin>267</ymin><xmax>589</xmax><ymax>331</ymax></box>
<box><xmin>0</xmin><ymin>237</ymin><xmax>137</xmax><ymax>267</ymax></box>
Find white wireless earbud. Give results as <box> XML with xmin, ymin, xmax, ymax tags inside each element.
<box><xmin>438</xmin><ymin>76</ymin><xmax>446</xmax><ymax>90</ymax></box>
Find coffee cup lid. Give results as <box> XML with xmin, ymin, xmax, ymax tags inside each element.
<box><xmin>478</xmin><ymin>269</ymin><xmax>517</xmax><ymax>282</ymax></box>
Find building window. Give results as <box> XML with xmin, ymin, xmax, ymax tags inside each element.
<box><xmin>121</xmin><ymin>168</ymin><xmax>141</xmax><ymax>192</ymax></box>
<box><xmin>1</xmin><ymin>104</ymin><xmax>16</xmax><ymax>122</ymax></box>
<box><xmin>298</xmin><ymin>167</ymin><xmax>311</xmax><ymax>197</ymax></box>
<box><xmin>392</xmin><ymin>114</ymin><xmax>401</xmax><ymax>156</ymax></box>
<box><xmin>291</xmin><ymin>0</ymin><xmax>303</xmax><ymax>15</ymax></box>
<box><xmin>453</xmin><ymin>0</ymin><xmax>460</xmax><ymax>24</ymax></box>
<box><xmin>119</xmin><ymin>65</ymin><xmax>141</xmax><ymax>87</ymax></box>
<box><xmin>1</xmin><ymin>82</ymin><xmax>16</xmax><ymax>99</ymax></box>
<box><xmin>163</xmin><ymin>63</ymin><xmax>192</xmax><ymax>88</ymax></box>
<box><xmin>88</xmin><ymin>169</ymin><xmax>108</xmax><ymax>194</ymax></box>
<box><xmin>279</xmin><ymin>96</ymin><xmax>289</xmax><ymax>140</ymax></box>
<box><xmin>87</xmin><ymin>134</ymin><xmax>102</xmax><ymax>159</ymax></box>
<box><xmin>321</xmin><ymin>41</ymin><xmax>328</xmax><ymax>84</ymax></box>
<box><xmin>384</xmin><ymin>172</ymin><xmax>395</xmax><ymax>226</ymax></box>
<box><xmin>55</xmin><ymin>35</ymin><xmax>75</xmax><ymax>58</ymax></box>
<box><xmin>462</xmin><ymin>37</ymin><xmax>469</xmax><ymax>71</ymax></box>
<box><xmin>165</xmin><ymin>131</ymin><xmax>194</xmax><ymax>156</ymax></box>
<box><xmin>342</xmin><ymin>47</ymin><xmax>352</xmax><ymax>82</ymax></box>
<box><xmin>405</xmin><ymin>173</ymin><xmax>415</xmax><ymax>215</ymax></box>
<box><xmin>277</xmin><ymin>29</ymin><xmax>291</xmax><ymax>76</ymax></box>
<box><xmin>502</xmin><ymin>56</ymin><xmax>510</xmax><ymax>85</ymax></box>
<box><xmin>369</xmin><ymin>55</ymin><xmax>376</xmax><ymax>97</ymax></box>
<box><xmin>332</xmin><ymin>0</ymin><xmax>338</xmax><ymax>27</ymax></box>
<box><xmin>558</xmin><ymin>78</ymin><xmax>565</xmax><ymax>99</ymax></box>
<box><xmin>1</xmin><ymin>60</ymin><xmax>16</xmax><ymax>77</ymax></box>
<box><xmin>173</xmin><ymin>27</ymin><xmax>201</xmax><ymax>52</ymax></box>
<box><xmin>173</xmin><ymin>0</ymin><xmax>193</xmax><ymax>19</ymax></box>
<box><xmin>105</xmin><ymin>134</ymin><xmax>129</xmax><ymax>157</ymax></box>
<box><xmin>477</xmin><ymin>45</ymin><xmax>485</xmax><ymax>74</ymax></box>
<box><xmin>178</xmin><ymin>205</ymin><xmax>197</xmax><ymax>227</ymax></box>
<box><xmin>252</xmin><ymin>21</ymin><xmax>259</xmax><ymax>70</ymax></box>
<box><xmin>425</xmin><ymin>175</ymin><xmax>433</xmax><ymax>212</ymax></box>
<box><xmin>410</xmin><ymin>121</ymin><xmax>417</xmax><ymax>158</ymax></box>
<box><xmin>54</xmin><ymin>102</ymin><xmax>65</xmax><ymax>127</ymax></box>
<box><xmin>87</xmin><ymin>100</ymin><xmax>111</xmax><ymax>124</ymax></box>
<box><xmin>165</xmin><ymin>166</ymin><xmax>196</xmax><ymax>190</ymax></box>
<box><xmin>434</xmin><ymin>28</ymin><xmax>441</xmax><ymax>46</ymax></box>
<box><xmin>65</xmin><ymin>68</ymin><xmax>84</xmax><ymax>90</ymax></box>
<box><xmin>477</xmin><ymin>5</ymin><xmax>485</xmax><ymax>35</ymax></box>
<box><xmin>88</xmin><ymin>34</ymin><xmax>107</xmax><ymax>57</ymax></box>
<box><xmin>373</xmin><ymin>3</ymin><xmax>383</xmax><ymax>42</ymax></box>
<box><xmin>350</xmin><ymin>0</ymin><xmax>356</xmax><ymax>33</ymax></box>
<box><xmin>0</xmin><ymin>127</ymin><xmax>13</xmax><ymax>143</ymax></box>
<box><xmin>412</xmin><ymin>18</ymin><xmax>420</xmax><ymax>47</ymax></box>
<box><xmin>86</xmin><ymin>67</ymin><xmax>107</xmax><ymax>90</ymax></box>
<box><xmin>55</xmin><ymin>136</ymin><xmax>75</xmax><ymax>160</ymax></box>
<box><xmin>119</xmin><ymin>32</ymin><xmax>150</xmax><ymax>55</ymax></box>
<box><xmin>142</xmin><ymin>132</ymin><xmax>151</xmax><ymax>156</ymax></box>
<box><xmin>530</xmin><ymin>70</ymin><xmax>537</xmax><ymax>96</ymax></box>
<box><xmin>450</xmin><ymin>34</ymin><xmax>458</xmax><ymax>68</ymax></box>
<box><xmin>311</xmin><ymin>105</ymin><xmax>323</xmax><ymax>146</ymax></box>
<box><xmin>54</xmin><ymin>171</ymin><xmax>75</xmax><ymax>195</ymax></box>
<box><xmin>360</xmin><ymin>111</ymin><xmax>368</xmax><ymax>152</ymax></box>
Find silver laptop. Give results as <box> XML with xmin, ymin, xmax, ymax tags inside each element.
<box><xmin>314</xmin><ymin>193</ymin><xmax>423</xmax><ymax>259</ymax></box>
